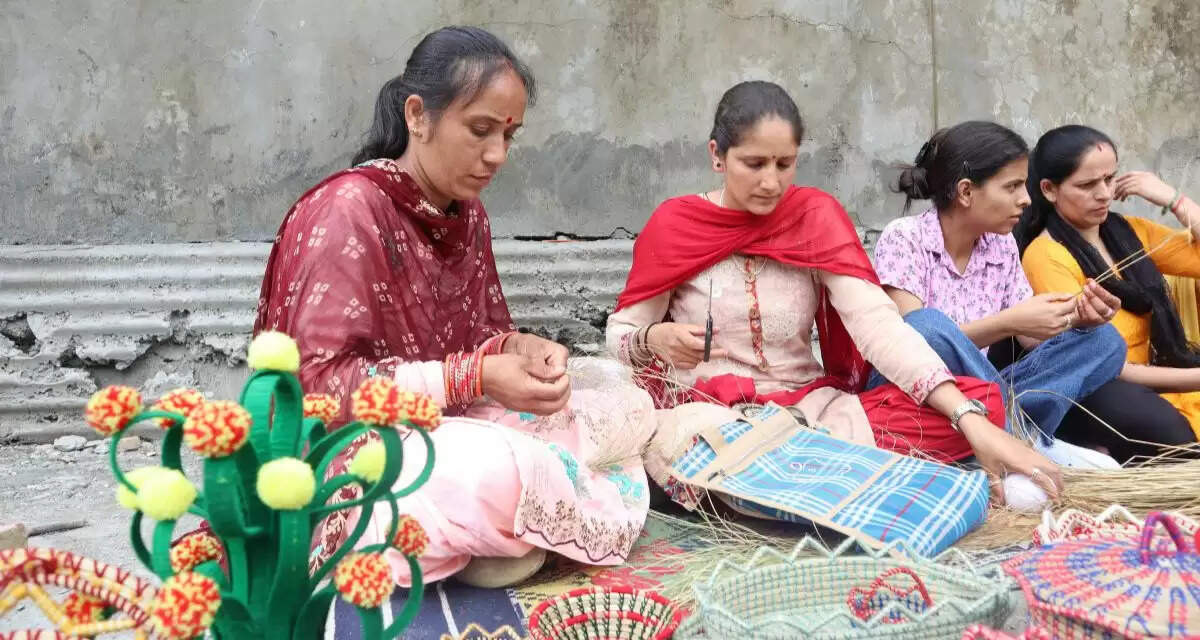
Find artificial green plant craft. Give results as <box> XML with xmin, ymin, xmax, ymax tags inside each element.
<box><xmin>83</xmin><ymin>331</ymin><xmax>440</xmax><ymax>640</ymax></box>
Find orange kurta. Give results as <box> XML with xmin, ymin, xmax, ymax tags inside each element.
<box><xmin>1022</xmin><ymin>215</ymin><xmax>1200</xmax><ymax>437</ymax></box>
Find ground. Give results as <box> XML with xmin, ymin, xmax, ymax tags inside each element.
<box><xmin>0</xmin><ymin>440</ymin><xmax>1031</xmax><ymax>636</ymax></box>
<box><xmin>0</xmin><ymin>439</ymin><xmax>205</xmax><ymax>632</ymax></box>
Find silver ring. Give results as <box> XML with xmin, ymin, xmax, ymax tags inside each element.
<box><xmin>1030</xmin><ymin>467</ymin><xmax>1046</xmax><ymax>478</ymax></box>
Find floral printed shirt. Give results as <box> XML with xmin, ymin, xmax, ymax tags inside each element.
<box><xmin>874</xmin><ymin>208</ymin><xmax>1032</xmax><ymax>324</ymax></box>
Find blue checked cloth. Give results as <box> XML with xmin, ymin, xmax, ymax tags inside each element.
<box><xmin>672</xmin><ymin>405</ymin><xmax>989</xmax><ymax>557</ymax></box>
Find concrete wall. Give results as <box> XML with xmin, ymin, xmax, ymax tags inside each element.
<box><xmin>4</xmin><ymin>1</ymin><xmax>1200</xmax><ymax>439</ymax></box>
<box><xmin>7</xmin><ymin>0</ymin><xmax>1198</xmax><ymax>245</ymax></box>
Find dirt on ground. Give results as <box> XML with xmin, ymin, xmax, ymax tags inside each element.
<box><xmin>0</xmin><ymin>438</ymin><xmax>204</xmax><ymax>632</ymax></box>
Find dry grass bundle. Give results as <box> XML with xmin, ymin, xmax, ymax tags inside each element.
<box><xmin>1058</xmin><ymin>455</ymin><xmax>1200</xmax><ymax>515</ymax></box>
<box><xmin>954</xmin><ymin>509</ymin><xmax>1043</xmax><ymax>550</ymax></box>
<box><xmin>956</xmin><ymin>448</ymin><xmax>1200</xmax><ymax>550</ymax></box>
<box><xmin>645</xmin><ymin>507</ymin><xmax>806</xmax><ymax>608</ymax></box>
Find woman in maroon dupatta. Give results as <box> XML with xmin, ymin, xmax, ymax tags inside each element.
<box><xmin>256</xmin><ymin>27</ymin><xmax>656</xmax><ymax>588</ymax></box>
<box><xmin>607</xmin><ymin>81</ymin><xmax>1062</xmax><ymax>508</ymax></box>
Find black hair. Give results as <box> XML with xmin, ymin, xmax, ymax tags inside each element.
<box><xmin>708</xmin><ymin>81</ymin><xmax>804</xmax><ymax>154</ymax></box>
<box><xmin>1015</xmin><ymin>125</ymin><xmax>1200</xmax><ymax>368</ymax></box>
<box><xmin>894</xmin><ymin>120</ymin><xmax>1029</xmax><ymax>212</ymax></box>
<box><xmin>1014</xmin><ymin>124</ymin><xmax>1115</xmax><ymax>252</ymax></box>
<box><xmin>351</xmin><ymin>26</ymin><xmax>537</xmax><ymax>165</ymax></box>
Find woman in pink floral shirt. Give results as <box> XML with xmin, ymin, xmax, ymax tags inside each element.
<box><xmin>872</xmin><ymin>121</ymin><xmax>1128</xmax><ymax>467</ymax></box>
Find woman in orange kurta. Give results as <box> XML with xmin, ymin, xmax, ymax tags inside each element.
<box><xmin>1018</xmin><ymin>125</ymin><xmax>1200</xmax><ymax>456</ymax></box>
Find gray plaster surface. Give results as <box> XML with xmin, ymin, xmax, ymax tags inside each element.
<box><xmin>5</xmin><ymin>1</ymin><xmax>1197</xmax><ymax>244</ymax></box>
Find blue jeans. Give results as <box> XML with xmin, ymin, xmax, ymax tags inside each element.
<box><xmin>866</xmin><ymin>309</ymin><xmax>1126</xmax><ymax>443</ymax></box>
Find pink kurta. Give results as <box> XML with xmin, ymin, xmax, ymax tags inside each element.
<box><xmin>356</xmin><ymin>359</ymin><xmax>655</xmax><ymax>585</ymax></box>
<box><xmin>255</xmin><ymin>159</ymin><xmax>655</xmax><ymax>585</ymax></box>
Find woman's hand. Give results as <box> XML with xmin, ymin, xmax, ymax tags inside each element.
<box><xmin>1073</xmin><ymin>280</ymin><xmax>1122</xmax><ymax>328</ymax></box>
<box><xmin>959</xmin><ymin>413</ymin><xmax>1062</xmax><ymax>505</ymax></box>
<box><xmin>644</xmin><ymin>323</ymin><xmax>728</xmax><ymax>370</ymax></box>
<box><xmin>480</xmin><ymin>353</ymin><xmax>570</xmax><ymax>415</ymax></box>
<box><xmin>503</xmin><ymin>332</ymin><xmax>568</xmax><ymax>378</ymax></box>
<box><xmin>1115</xmin><ymin>171</ymin><xmax>1177</xmax><ymax>208</ymax></box>
<box><xmin>1004</xmin><ymin>293</ymin><xmax>1077</xmax><ymax>340</ymax></box>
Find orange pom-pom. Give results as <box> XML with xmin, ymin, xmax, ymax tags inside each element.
<box><xmin>183</xmin><ymin>400</ymin><xmax>251</xmax><ymax>458</ymax></box>
<box><xmin>84</xmin><ymin>386</ymin><xmax>143</xmax><ymax>436</ymax></box>
<box><xmin>303</xmin><ymin>393</ymin><xmax>341</xmax><ymax>423</ymax></box>
<box><xmin>406</xmin><ymin>393</ymin><xmax>442</xmax><ymax>430</ymax></box>
<box><xmin>351</xmin><ymin>377</ymin><xmax>414</xmax><ymax>426</ymax></box>
<box><xmin>63</xmin><ymin>592</ymin><xmax>106</xmax><ymax>623</ymax></box>
<box><xmin>333</xmin><ymin>552</ymin><xmax>395</xmax><ymax>608</ymax></box>
<box><xmin>150</xmin><ymin>572</ymin><xmax>221</xmax><ymax>639</ymax></box>
<box><xmin>169</xmin><ymin>529</ymin><xmax>224</xmax><ymax>573</ymax></box>
<box><xmin>393</xmin><ymin>514</ymin><xmax>429</xmax><ymax>556</ymax></box>
<box><xmin>152</xmin><ymin>388</ymin><xmax>206</xmax><ymax>429</ymax></box>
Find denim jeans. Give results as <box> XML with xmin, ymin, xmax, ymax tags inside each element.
<box><xmin>866</xmin><ymin>308</ymin><xmax>1126</xmax><ymax>443</ymax></box>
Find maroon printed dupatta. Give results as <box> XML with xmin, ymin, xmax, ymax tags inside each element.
<box><xmin>254</xmin><ymin>159</ymin><xmax>515</xmax><ymax>425</ymax></box>
<box><xmin>253</xmin><ymin>158</ymin><xmax>517</xmax><ymax>573</ymax></box>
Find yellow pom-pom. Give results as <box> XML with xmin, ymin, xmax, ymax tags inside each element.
<box><xmin>64</xmin><ymin>592</ymin><xmax>106</xmax><ymax>624</ymax></box>
<box><xmin>351</xmin><ymin>377</ymin><xmax>414</xmax><ymax>426</ymax></box>
<box><xmin>170</xmin><ymin>529</ymin><xmax>224</xmax><ymax>573</ymax></box>
<box><xmin>85</xmin><ymin>385</ymin><xmax>143</xmax><ymax>436</ymax></box>
<box><xmin>150</xmin><ymin>572</ymin><xmax>221</xmax><ymax>639</ymax></box>
<box><xmin>137</xmin><ymin>468</ymin><xmax>197</xmax><ymax>521</ymax></box>
<box><xmin>183</xmin><ymin>400</ymin><xmax>251</xmax><ymax>458</ymax></box>
<box><xmin>116</xmin><ymin>466</ymin><xmax>168</xmax><ymax>510</ymax></box>
<box><xmin>247</xmin><ymin>331</ymin><xmax>300</xmax><ymax>372</ymax></box>
<box><xmin>349</xmin><ymin>441</ymin><xmax>387</xmax><ymax>484</ymax></box>
<box><xmin>334</xmin><ymin>552</ymin><xmax>395</xmax><ymax>608</ymax></box>
<box><xmin>393</xmin><ymin>514</ymin><xmax>429</xmax><ymax>557</ymax></box>
<box><xmin>303</xmin><ymin>393</ymin><xmax>341</xmax><ymax>423</ymax></box>
<box><xmin>152</xmin><ymin>388</ymin><xmax>205</xmax><ymax>429</ymax></box>
<box><xmin>257</xmin><ymin>457</ymin><xmax>316</xmax><ymax>510</ymax></box>
<box><xmin>407</xmin><ymin>393</ymin><xmax>443</xmax><ymax>431</ymax></box>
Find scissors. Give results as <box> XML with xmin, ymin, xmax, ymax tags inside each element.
<box><xmin>703</xmin><ymin>279</ymin><xmax>714</xmax><ymax>362</ymax></box>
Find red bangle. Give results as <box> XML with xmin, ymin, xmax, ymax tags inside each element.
<box><xmin>473</xmin><ymin>351</ymin><xmax>485</xmax><ymax>398</ymax></box>
<box><xmin>495</xmin><ymin>331</ymin><xmax>514</xmax><ymax>354</ymax></box>
<box><xmin>1173</xmin><ymin>195</ymin><xmax>1189</xmax><ymax>214</ymax></box>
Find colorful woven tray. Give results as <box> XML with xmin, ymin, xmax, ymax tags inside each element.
<box><xmin>527</xmin><ymin>586</ymin><xmax>683</xmax><ymax>640</ymax></box>
<box><xmin>1033</xmin><ymin>505</ymin><xmax>1200</xmax><ymax>547</ymax></box>
<box><xmin>1006</xmin><ymin>511</ymin><xmax>1200</xmax><ymax>639</ymax></box>
<box><xmin>676</xmin><ymin>536</ymin><xmax>1012</xmax><ymax>639</ymax></box>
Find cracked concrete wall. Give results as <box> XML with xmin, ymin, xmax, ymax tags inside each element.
<box><xmin>4</xmin><ymin>1</ymin><xmax>1200</xmax><ymax>439</ymax></box>
<box><xmin>13</xmin><ymin>0</ymin><xmax>1198</xmax><ymax>244</ymax></box>
<box><xmin>6</xmin><ymin>1</ymin><xmax>1198</xmax><ymax>243</ymax></box>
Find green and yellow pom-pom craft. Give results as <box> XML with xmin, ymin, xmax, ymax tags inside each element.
<box><xmin>83</xmin><ymin>331</ymin><xmax>438</xmax><ymax>640</ymax></box>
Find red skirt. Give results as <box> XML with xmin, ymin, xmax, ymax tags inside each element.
<box><xmin>686</xmin><ymin>374</ymin><xmax>1005</xmax><ymax>463</ymax></box>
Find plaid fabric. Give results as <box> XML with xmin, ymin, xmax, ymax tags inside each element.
<box><xmin>672</xmin><ymin>405</ymin><xmax>989</xmax><ymax>557</ymax></box>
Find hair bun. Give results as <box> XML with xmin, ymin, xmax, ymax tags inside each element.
<box><xmin>896</xmin><ymin>166</ymin><xmax>930</xmax><ymax>199</ymax></box>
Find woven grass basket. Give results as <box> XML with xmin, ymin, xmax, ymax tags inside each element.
<box><xmin>676</xmin><ymin>536</ymin><xmax>1013</xmax><ymax>639</ymax></box>
<box><xmin>527</xmin><ymin>586</ymin><xmax>685</xmax><ymax>640</ymax></box>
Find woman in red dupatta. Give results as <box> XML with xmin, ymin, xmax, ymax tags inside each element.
<box><xmin>254</xmin><ymin>27</ymin><xmax>656</xmax><ymax>588</ymax></box>
<box><xmin>607</xmin><ymin>81</ymin><xmax>1062</xmax><ymax>507</ymax></box>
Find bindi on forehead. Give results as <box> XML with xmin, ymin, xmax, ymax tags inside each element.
<box><xmin>506</xmin><ymin>116</ymin><xmax>513</xmax><ymax>124</ymax></box>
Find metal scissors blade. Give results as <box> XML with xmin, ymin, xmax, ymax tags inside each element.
<box><xmin>703</xmin><ymin>279</ymin><xmax>714</xmax><ymax>362</ymax></box>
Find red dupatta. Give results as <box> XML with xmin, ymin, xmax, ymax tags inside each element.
<box><xmin>616</xmin><ymin>185</ymin><xmax>879</xmax><ymax>400</ymax></box>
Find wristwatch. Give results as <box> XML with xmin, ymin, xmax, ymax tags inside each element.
<box><xmin>949</xmin><ymin>399</ymin><xmax>988</xmax><ymax>431</ymax></box>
